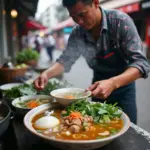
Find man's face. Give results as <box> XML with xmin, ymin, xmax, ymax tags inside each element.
<box><xmin>68</xmin><ymin>1</ymin><xmax>99</xmax><ymax>30</ymax></box>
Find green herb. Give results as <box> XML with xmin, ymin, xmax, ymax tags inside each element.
<box><xmin>38</xmin><ymin>81</ymin><xmax>59</xmax><ymax>95</ymax></box>
<box><xmin>65</xmin><ymin>99</ymin><xmax>122</xmax><ymax>124</ymax></box>
<box><xmin>100</xmin><ymin>115</ymin><xmax>111</xmax><ymax>124</ymax></box>
<box><xmin>110</xmin><ymin>129</ymin><xmax>119</xmax><ymax>135</ymax></box>
<box><xmin>96</xmin><ymin>136</ymin><xmax>106</xmax><ymax>139</ymax></box>
<box><xmin>2</xmin><ymin>84</ymin><xmax>37</xmax><ymax>99</ymax></box>
<box><xmin>2</xmin><ymin>79</ymin><xmax>70</xmax><ymax>100</ymax></box>
<box><xmin>83</xmin><ymin>122</ymin><xmax>89</xmax><ymax>127</ymax></box>
<box><xmin>16</xmin><ymin>48</ymin><xmax>40</xmax><ymax>63</ymax></box>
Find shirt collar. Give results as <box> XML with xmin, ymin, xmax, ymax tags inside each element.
<box><xmin>101</xmin><ymin>7</ymin><xmax>108</xmax><ymax>31</ymax></box>
<box><xmin>81</xmin><ymin>7</ymin><xmax>108</xmax><ymax>42</ymax></box>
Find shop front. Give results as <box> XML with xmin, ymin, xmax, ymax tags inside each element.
<box><xmin>0</xmin><ymin>0</ymin><xmax>39</xmax><ymax>65</ymax></box>
<box><xmin>101</xmin><ymin>0</ymin><xmax>150</xmax><ymax>59</ymax></box>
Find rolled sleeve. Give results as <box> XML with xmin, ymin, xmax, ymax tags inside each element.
<box><xmin>119</xmin><ymin>13</ymin><xmax>150</xmax><ymax>78</ymax></box>
<box><xmin>56</xmin><ymin>28</ymin><xmax>81</xmax><ymax>72</ymax></box>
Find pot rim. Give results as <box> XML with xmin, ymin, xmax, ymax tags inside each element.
<box><xmin>0</xmin><ymin>103</ymin><xmax>11</xmax><ymax>123</ymax></box>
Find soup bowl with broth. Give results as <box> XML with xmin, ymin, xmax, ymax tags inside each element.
<box><xmin>12</xmin><ymin>95</ymin><xmax>52</xmax><ymax>116</ymax></box>
<box><xmin>50</xmin><ymin>88</ymin><xmax>91</xmax><ymax>106</ymax></box>
<box><xmin>24</xmin><ymin>100</ymin><xmax>130</xmax><ymax>150</ymax></box>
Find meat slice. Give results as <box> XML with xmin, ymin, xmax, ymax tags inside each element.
<box><xmin>64</xmin><ymin>119</ymin><xmax>70</xmax><ymax>126</ymax></box>
<box><xmin>69</xmin><ymin>125</ymin><xmax>80</xmax><ymax>133</ymax></box>
<box><xmin>71</xmin><ymin>118</ymin><xmax>82</xmax><ymax>126</ymax></box>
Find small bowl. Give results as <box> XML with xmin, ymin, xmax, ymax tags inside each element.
<box><xmin>0</xmin><ymin>83</ymin><xmax>22</xmax><ymax>101</ymax></box>
<box><xmin>12</xmin><ymin>95</ymin><xmax>52</xmax><ymax>116</ymax></box>
<box><xmin>0</xmin><ymin>83</ymin><xmax>22</xmax><ymax>91</ymax></box>
<box><xmin>50</xmin><ymin>88</ymin><xmax>91</xmax><ymax>106</ymax></box>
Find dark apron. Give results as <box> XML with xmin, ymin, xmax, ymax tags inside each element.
<box><xmin>92</xmin><ymin>12</ymin><xmax>137</xmax><ymax>123</ymax></box>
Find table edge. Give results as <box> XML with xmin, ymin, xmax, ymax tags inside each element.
<box><xmin>131</xmin><ymin>123</ymin><xmax>150</xmax><ymax>142</ymax></box>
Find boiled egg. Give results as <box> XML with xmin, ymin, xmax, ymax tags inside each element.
<box><xmin>33</xmin><ymin>116</ymin><xmax>60</xmax><ymax>130</ymax></box>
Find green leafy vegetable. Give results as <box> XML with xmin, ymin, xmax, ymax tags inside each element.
<box><xmin>2</xmin><ymin>84</ymin><xmax>37</xmax><ymax>99</ymax></box>
<box><xmin>65</xmin><ymin>99</ymin><xmax>122</xmax><ymax>124</ymax></box>
<box><xmin>38</xmin><ymin>81</ymin><xmax>59</xmax><ymax>95</ymax></box>
<box><xmin>96</xmin><ymin>136</ymin><xmax>107</xmax><ymax>139</ymax></box>
<box><xmin>2</xmin><ymin>79</ymin><xmax>71</xmax><ymax>100</ymax></box>
<box><xmin>16</xmin><ymin>48</ymin><xmax>40</xmax><ymax>63</ymax></box>
<box><xmin>110</xmin><ymin>129</ymin><xmax>119</xmax><ymax>135</ymax></box>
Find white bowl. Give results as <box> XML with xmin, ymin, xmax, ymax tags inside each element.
<box><xmin>12</xmin><ymin>95</ymin><xmax>52</xmax><ymax>116</ymax></box>
<box><xmin>50</xmin><ymin>88</ymin><xmax>91</xmax><ymax>106</ymax></box>
<box><xmin>0</xmin><ymin>83</ymin><xmax>22</xmax><ymax>91</ymax></box>
<box><xmin>24</xmin><ymin>103</ymin><xmax>130</xmax><ymax>150</ymax></box>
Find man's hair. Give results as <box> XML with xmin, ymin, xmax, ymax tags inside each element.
<box><xmin>62</xmin><ymin>0</ymin><xmax>93</xmax><ymax>8</ymax></box>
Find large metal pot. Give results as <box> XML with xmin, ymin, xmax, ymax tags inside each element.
<box><xmin>0</xmin><ymin>103</ymin><xmax>11</xmax><ymax>137</ymax></box>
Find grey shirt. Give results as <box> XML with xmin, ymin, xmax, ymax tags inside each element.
<box><xmin>56</xmin><ymin>7</ymin><xmax>150</xmax><ymax>79</ymax></box>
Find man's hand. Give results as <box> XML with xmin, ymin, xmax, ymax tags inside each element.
<box><xmin>34</xmin><ymin>72</ymin><xmax>49</xmax><ymax>90</ymax></box>
<box><xmin>87</xmin><ymin>79</ymin><xmax>116</xmax><ymax>99</ymax></box>
<box><xmin>33</xmin><ymin>62</ymin><xmax>65</xmax><ymax>90</ymax></box>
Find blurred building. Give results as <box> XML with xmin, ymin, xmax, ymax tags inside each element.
<box><xmin>37</xmin><ymin>0</ymin><xmax>69</xmax><ymax>29</ymax></box>
<box><xmin>38</xmin><ymin>5</ymin><xmax>58</xmax><ymax>28</ymax></box>
<box><xmin>0</xmin><ymin>0</ymin><xmax>40</xmax><ymax>64</ymax></box>
<box><xmin>51</xmin><ymin>18</ymin><xmax>76</xmax><ymax>50</ymax></box>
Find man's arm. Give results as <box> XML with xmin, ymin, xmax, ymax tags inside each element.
<box><xmin>34</xmin><ymin>27</ymin><xmax>81</xmax><ymax>89</ymax></box>
<box><xmin>119</xmin><ymin>12</ymin><xmax>150</xmax><ymax>79</ymax></box>
<box><xmin>110</xmin><ymin>67</ymin><xmax>141</xmax><ymax>90</ymax></box>
<box><xmin>45</xmin><ymin>27</ymin><xmax>81</xmax><ymax>78</ymax></box>
<box><xmin>88</xmin><ymin>67</ymin><xmax>141</xmax><ymax>99</ymax></box>
<box><xmin>88</xmin><ymin>12</ymin><xmax>150</xmax><ymax>99</ymax></box>
<box><xmin>43</xmin><ymin>62</ymin><xmax>64</xmax><ymax>79</ymax></box>
<box><xmin>111</xmin><ymin>12</ymin><xmax>150</xmax><ymax>89</ymax></box>
<box><xmin>34</xmin><ymin>62</ymin><xmax>64</xmax><ymax>89</ymax></box>
<box><xmin>56</xmin><ymin>27</ymin><xmax>81</xmax><ymax>72</ymax></box>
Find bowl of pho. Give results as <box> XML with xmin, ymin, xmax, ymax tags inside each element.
<box><xmin>50</xmin><ymin>88</ymin><xmax>91</xmax><ymax>106</ymax></box>
<box><xmin>24</xmin><ymin>99</ymin><xmax>130</xmax><ymax>150</ymax></box>
<box><xmin>12</xmin><ymin>95</ymin><xmax>52</xmax><ymax>116</ymax></box>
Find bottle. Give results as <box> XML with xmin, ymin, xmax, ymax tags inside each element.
<box><xmin>2</xmin><ymin>57</ymin><xmax>14</xmax><ymax>69</ymax></box>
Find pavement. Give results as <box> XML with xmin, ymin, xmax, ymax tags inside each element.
<box><xmin>38</xmin><ymin>48</ymin><xmax>150</xmax><ymax>133</ymax></box>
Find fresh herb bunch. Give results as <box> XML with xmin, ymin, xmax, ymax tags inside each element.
<box><xmin>64</xmin><ymin>99</ymin><xmax>122</xmax><ymax>124</ymax></box>
<box><xmin>16</xmin><ymin>48</ymin><xmax>40</xmax><ymax>63</ymax></box>
<box><xmin>38</xmin><ymin>79</ymin><xmax>72</xmax><ymax>95</ymax></box>
<box><xmin>2</xmin><ymin>84</ymin><xmax>37</xmax><ymax>99</ymax></box>
<box><xmin>38</xmin><ymin>81</ymin><xmax>60</xmax><ymax>95</ymax></box>
<box><xmin>2</xmin><ymin>79</ymin><xmax>71</xmax><ymax>100</ymax></box>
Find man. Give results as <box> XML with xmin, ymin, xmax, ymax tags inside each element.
<box><xmin>34</xmin><ymin>35</ymin><xmax>41</xmax><ymax>53</ymax></box>
<box><xmin>44</xmin><ymin>33</ymin><xmax>56</xmax><ymax>62</ymax></box>
<box><xmin>34</xmin><ymin>0</ymin><xmax>150</xmax><ymax>124</ymax></box>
